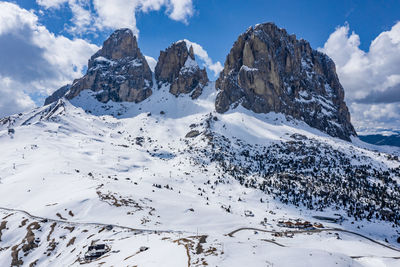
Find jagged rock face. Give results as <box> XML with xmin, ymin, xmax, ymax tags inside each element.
<box><xmin>155</xmin><ymin>41</ymin><xmax>208</xmax><ymax>99</ymax></box>
<box><xmin>215</xmin><ymin>23</ymin><xmax>356</xmax><ymax>141</ymax></box>
<box><xmin>65</xmin><ymin>29</ymin><xmax>153</xmax><ymax>103</ymax></box>
<box><xmin>44</xmin><ymin>84</ymin><xmax>71</xmax><ymax>105</ymax></box>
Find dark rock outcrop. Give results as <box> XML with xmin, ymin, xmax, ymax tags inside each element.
<box><xmin>215</xmin><ymin>23</ymin><xmax>356</xmax><ymax>141</ymax></box>
<box><xmin>155</xmin><ymin>41</ymin><xmax>208</xmax><ymax>99</ymax></box>
<box><xmin>44</xmin><ymin>84</ymin><xmax>71</xmax><ymax>105</ymax></box>
<box><xmin>65</xmin><ymin>29</ymin><xmax>153</xmax><ymax>103</ymax></box>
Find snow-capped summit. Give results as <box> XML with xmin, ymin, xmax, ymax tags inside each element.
<box><xmin>216</xmin><ymin>22</ymin><xmax>356</xmax><ymax>141</ymax></box>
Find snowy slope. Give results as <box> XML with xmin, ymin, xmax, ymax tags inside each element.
<box><xmin>0</xmin><ymin>83</ymin><xmax>399</xmax><ymax>266</ymax></box>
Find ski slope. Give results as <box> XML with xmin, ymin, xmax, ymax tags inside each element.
<box><xmin>0</xmin><ymin>83</ymin><xmax>399</xmax><ymax>266</ymax></box>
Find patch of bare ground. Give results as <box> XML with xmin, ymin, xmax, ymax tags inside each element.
<box><xmin>65</xmin><ymin>226</ymin><xmax>75</xmax><ymax>233</ymax></box>
<box><xmin>96</xmin><ymin>191</ymin><xmax>143</xmax><ymax>210</ymax></box>
<box><xmin>196</xmin><ymin>235</ymin><xmax>207</xmax><ymax>254</ymax></box>
<box><xmin>87</xmin><ymin>234</ymin><xmax>95</xmax><ymax>239</ymax></box>
<box><xmin>56</xmin><ymin>213</ymin><xmax>67</xmax><ymax>220</ymax></box>
<box><xmin>67</xmin><ymin>237</ymin><xmax>76</xmax><ymax>247</ymax></box>
<box><xmin>0</xmin><ymin>246</ymin><xmax>10</xmax><ymax>252</ymax></box>
<box><xmin>2</xmin><ymin>213</ymin><xmax>14</xmax><ymax>220</ymax></box>
<box><xmin>173</xmin><ymin>237</ymin><xmax>195</xmax><ymax>267</ymax></box>
<box><xmin>47</xmin><ymin>222</ymin><xmax>56</xmax><ymax>241</ymax></box>
<box><xmin>22</xmin><ymin>222</ymin><xmax>41</xmax><ymax>253</ymax></box>
<box><xmin>11</xmin><ymin>222</ymin><xmax>41</xmax><ymax>266</ymax></box>
<box><xmin>29</xmin><ymin>259</ymin><xmax>38</xmax><ymax>267</ymax></box>
<box><xmin>0</xmin><ymin>221</ymin><xmax>7</xmax><ymax>241</ymax></box>
<box><xmin>124</xmin><ymin>246</ymin><xmax>151</xmax><ymax>261</ymax></box>
<box><xmin>173</xmin><ymin>235</ymin><xmax>219</xmax><ymax>266</ymax></box>
<box><xmin>124</xmin><ymin>253</ymin><xmax>137</xmax><ymax>261</ymax></box>
<box><xmin>46</xmin><ymin>238</ymin><xmax>58</xmax><ymax>256</ymax></box>
<box><xmin>19</xmin><ymin>219</ymin><xmax>28</xmax><ymax>228</ymax></box>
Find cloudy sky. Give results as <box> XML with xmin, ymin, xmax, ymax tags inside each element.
<box><xmin>0</xmin><ymin>0</ymin><xmax>399</xmax><ymax>134</ymax></box>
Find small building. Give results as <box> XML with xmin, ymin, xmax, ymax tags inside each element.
<box><xmin>278</xmin><ymin>221</ymin><xmax>294</xmax><ymax>228</ymax></box>
<box><xmin>85</xmin><ymin>244</ymin><xmax>108</xmax><ymax>260</ymax></box>
<box><xmin>294</xmin><ymin>221</ymin><xmax>313</xmax><ymax>229</ymax></box>
<box><xmin>278</xmin><ymin>219</ymin><xmax>313</xmax><ymax>229</ymax></box>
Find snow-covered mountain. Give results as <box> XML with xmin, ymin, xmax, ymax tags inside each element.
<box><xmin>0</xmin><ymin>23</ymin><xmax>400</xmax><ymax>267</ymax></box>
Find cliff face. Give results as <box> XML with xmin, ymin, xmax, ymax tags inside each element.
<box><xmin>44</xmin><ymin>24</ymin><xmax>355</xmax><ymax>141</ymax></box>
<box><xmin>46</xmin><ymin>32</ymin><xmax>209</xmax><ymax>105</ymax></box>
<box><xmin>65</xmin><ymin>29</ymin><xmax>153</xmax><ymax>103</ymax></box>
<box><xmin>155</xmin><ymin>41</ymin><xmax>208</xmax><ymax>99</ymax></box>
<box><xmin>215</xmin><ymin>23</ymin><xmax>356</xmax><ymax>141</ymax></box>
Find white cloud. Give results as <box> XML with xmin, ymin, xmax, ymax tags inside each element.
<box><xmin>92</xmin><ymin>0</ymin><xmax>139</xmax><ymax>33</ymax></box>
<box><xmin>166</xmin><ymin>0</ymin><xmax>193</xmax><ymax>22</ymax></box>
<box><xmin>145</xmin><ymin>55</ymin><xmax>157</xmax><ymax>71</ymax></box>
<box><xmin>36</xmin><ymin>0</ymin><xmax>68</xmax><ymax>9</ymax></box>
<box><xmin>37</xmin><ymin>0</ymin><xmax>194</xmax><ymax>36</ymax></box>
<box><xmin>0</xmin><ymin>77</ymin><xmax>36</xmax><ymax>117</ymax></box>
<box><xmin>184</xmin><ymin>39</ymin><xmax>223</xmax><ymax>77</ymax></box>
<box><xmin>0</xmin><ymin>2</ymin><xmax>98</xmax><ymax>118</ymax></box>
<box><xmin>350</xmin><ymin>103</ymin><xmax>400</xmax><ymax>134</ymax></box>
<box><xmin>321</xmin><ymin>22</ymin><xmax>400</xmax><ymax>102</ymax></box>
<box><xmin>68</xmin><ymin>0</ymin><xmax>94</xmax><ymax>34</ymax></box>
<box><xmin>321</xmin><ymin>22</ymin><xmax>400</xmax><ymax>132</ymax></box>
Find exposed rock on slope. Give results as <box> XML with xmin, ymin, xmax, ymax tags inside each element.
<box><xmin>44</xmin><ymin>84</ymin><xmax>71</xmax><ymax>106</ymax></box>
<box><xmin>215</xmin><ymin>23</ymin><xmax>356</xmax><ymax>141</ymax></box>
<box><xmin>65</xmin><ymin>29</ymin><xmax>153</xmax><ymax>103</ymax></box>
<box><xmin>155</xmin><ymin>41</ymin><xmax>208</xmax><ymax>99</ymax></box>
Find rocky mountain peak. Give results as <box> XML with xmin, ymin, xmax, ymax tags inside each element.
<box><xmin>63</xmin><ymin>28</ymin><xmax>153</xmax><ymax>103</ymax></box>
<box><xmin>88</xmin><ymin>28</ymin><xmax>140</xmax><ymax>68</ymax></box>
<box><xmin>155</xmin><ymin>41</ymin><xmax>208</xmax><ymax>99</ymax></box>
<box><xmin>216</xmin><ymin>22</ymin><xmax>356</xmax><ymax>141</ymax></box>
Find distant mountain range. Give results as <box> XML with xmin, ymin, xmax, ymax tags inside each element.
<box><xmin>359</xmin><ymin>133</ymin><xmax>400</xmax><ymax>147</ymax></box>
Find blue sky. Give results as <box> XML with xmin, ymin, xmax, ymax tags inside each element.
<box><xmin>14</xmin><ymin>0</ymin><xmax>400</xmax><ymax>65</ymax></box>
<box><xmin>0</xmin><ymin>0</ymin><xmax>399</xmax><ymax>133</ymax></box>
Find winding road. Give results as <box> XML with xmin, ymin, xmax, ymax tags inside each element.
<box><xmin>226</xmin><ymin>227</ymin><xmax>400</xmax><ymax>252</ymax></box>
<box><xmin>1</xmin><ymin>206</ymin><xmax>399</xmax><ymax>262</ymax></box>
<box><xmin>0</xmin><ymin>206</ymin><xmax>181</xmax><ymax>235</ymax></box>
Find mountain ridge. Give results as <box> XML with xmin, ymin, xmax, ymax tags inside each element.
<box><xmin>45</xmin><ymin>22</ymin><xmax>355</xmax><ymax>141</ymax></box>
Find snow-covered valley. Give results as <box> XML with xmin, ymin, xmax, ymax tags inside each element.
<box><xmin>0</xmin><ymin>83</ymin><xmax>399</xmax><ymax>266</ymax></box>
